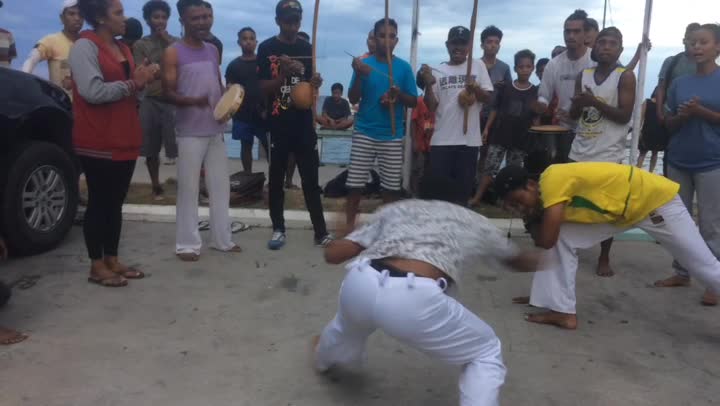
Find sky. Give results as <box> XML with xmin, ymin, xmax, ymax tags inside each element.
<box><xmin>1</xmin><ymin>0</ymin><xmax>717</xmax><ymax>96</ymax></box>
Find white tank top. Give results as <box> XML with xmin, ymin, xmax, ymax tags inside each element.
<box><xmin>571</xmin><ymin>66</ymin><xmax>630</xmax><ymax>163</ymax></box>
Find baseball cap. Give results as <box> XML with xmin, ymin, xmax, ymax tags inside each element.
<box><xmin>63</xmin><ymin>0</ymin><xmax>78</xmax><ymax>10</ymax></box>
<box><xmin>447</xmin><ymin>26</ymin><xmax>471</xmax><ymax>42</ymax></box>
<box><xmin>494</xmin><ymin>165</ymin><xmax>530</xmax><ymax>200</ymax></box>
<box><xmin>276</xmin><ymin>0</ymin><xmax>302</xmax><ymax>19</ymax></box>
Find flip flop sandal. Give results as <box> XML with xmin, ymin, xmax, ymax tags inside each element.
<box><xmin>226</xmin><ymin>245</ymin><xmax>243</xmax><ymax>253</ymax></box>
<box><xmin>117</xmin><ymin>267</ymin><xmax>145</xmax><ymax>279</ymax></box>
<box><xmin>177</xmin><ymin>253</ymin><xmax>200</xmax><ymax>262</ymax></box>
<box><xmin>87</xmin><ymin>275</ymin><xmax>128</xmax><ymax>288</ymax></box>
<box><xmin>231</xmin><ymin>221</ymin><xmax>251</xmax><ymax>233</ymax></box>
<box><xmin>198</xmin><ymin>220</ymin><xmax>210</xmax><ymax>231</ymax></box>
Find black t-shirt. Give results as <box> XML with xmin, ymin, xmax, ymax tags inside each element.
<box><xmin>257</xmin><ymin>36</ymin><xmax>314</xmax><ymax>136</ymax></box>
<box><xmin>204</xmin><ymin>34</ymin><xmax>223</xmax><ymax>63</ymax></box>
<box><xmin>322</xmin><ymin>97</ymin><xmax>351</xmax><ymax>120</ymax></box>
<box><xmin>225</xmin><ymin>57</ymin><xmax>262</xmax><ymax>124</ymax></box>
<box><xmin>490</xmin><ymin>82</ymin><xmax>538</xmax><ymax>150</ymax></box>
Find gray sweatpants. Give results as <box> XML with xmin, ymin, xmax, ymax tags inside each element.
<box><xmin>668</xmin><ymin>165</ymin><xmax>720</xmax><ymax>278</ymax></box>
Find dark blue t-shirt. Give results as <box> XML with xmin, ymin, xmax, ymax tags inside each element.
<box><xmin>666</xmin><ymin>68</ymin><xmax>720</xmax><ymax>173</ymax></box>
<box><xmin>350</xmin><ymin>55</ymin><xmax>417</xmax><ymax>141</ymax></box>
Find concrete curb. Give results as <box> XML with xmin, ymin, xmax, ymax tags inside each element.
<box><xmin>116</xmin><ymin>204</ymin><xmax>654</xmax><ymax>241</ymax></box>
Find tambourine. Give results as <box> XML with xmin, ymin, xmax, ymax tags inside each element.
<box><xmin>290</xmin><ymin>82</ymin><xmax>314</xmax><ymax>110</ymax></box>
<box><xmin>213</xmin><ymin>84</ymin><xmax>245</xmax><ymax>123</ymax></box>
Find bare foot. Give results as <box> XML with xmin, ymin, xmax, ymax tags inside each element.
<box><xmin>654</xmin><ymin>275</ymin><xmax>690</xmax><ymax>288</ymax></box>
<box><xmin>310</xmin><ymin>334</ymin><xmax>329</xmax><ymax>374</ymax></box>
<box><xmin>525</xmin><ymin>311</ymin><xmax>578</xmax><ymax>330</ymax></box>
<box><xmin>701</xmin><ymin>289</ymin><xmax>718</xmax><ymax>306</ymax></box>
<box><xmin>0</xmin><ymin>326</ymin><xmax>28</xmax><ymax>345</ymax></box>
<box><xmin>512</xmin><ymin>296</ymin><xmax>530</xmax><ymax>305</ymax></box>
<box><xmin>596</xmin><ymin>258</ymin><xmax>615</xmax><ymax>277</ymax></box>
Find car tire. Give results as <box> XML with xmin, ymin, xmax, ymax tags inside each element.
<box><xmin>1</xmin><ymin>142</ymin><xmax>78</xmax><ymax>256</ymax></box>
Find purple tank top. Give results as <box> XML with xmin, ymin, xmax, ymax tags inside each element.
<box><xmin>172</xmin><ymin>41</ymin><xmax>225</xmax><ymax>137</ymax></box>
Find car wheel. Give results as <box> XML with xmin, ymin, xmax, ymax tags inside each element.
<box><xmin>1</xmin><ymin>142</ymin><xmax>79</xmax><ymax>256</ymax></box>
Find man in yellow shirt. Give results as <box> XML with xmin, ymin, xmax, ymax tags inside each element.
<box><xmin>21</xmin><ymin>0</ymin><xmax>83</xmax><ymax>94</ymax></box>
<box><xmin>495</xmin><ymin>162</ymin><xmax>720</xmax><ymax>329</ymax></box>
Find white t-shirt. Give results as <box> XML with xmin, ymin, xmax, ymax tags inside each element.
<box><xmin>571</xmin><ymin>67</ymin><xmax>630</xmax><ymax>163</ymax></box>
<box><xmin>538</xmin><ymin>48</ymin><xmax>596</xmax><ymax>129</ymax></box>
<box><xmin>428</xmin><ymin>60</ymin><xmax>493</xmax><ymax>147</ymax></box>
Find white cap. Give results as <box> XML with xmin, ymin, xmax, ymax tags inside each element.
<box><xmin>63</xmin><ymin>0</ymin><xmax>78</xmax><ymax>10</ymax></box>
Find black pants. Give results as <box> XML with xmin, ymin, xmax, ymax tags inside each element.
<box><xmin>268</xmin><ymin>131</ymin><xmax>327</xmax><ymax>239</ymax></box>
<box><xmin>79</xmin><ymin>156</ymin><xmax>136</xmax><ymax>260</ymax></box>
<box><xmin>429</xmin><ymin>145</ymin><xmax>479</xmax><ymax>204</ymax></box>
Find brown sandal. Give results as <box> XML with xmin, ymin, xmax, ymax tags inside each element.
<box><xmin>115</xmin><ymin>267</ymin><xmax>145</xmax><ymax>279</ymax></box>
<box><xmin>177</xmin><ymin>253</ymin><xmax>200</xmax><ymax>262</ymax></box>
<box><xmin>88</xmin><ymin>274</ymin><xmax>128</xmax><ymax>288</ymax></box>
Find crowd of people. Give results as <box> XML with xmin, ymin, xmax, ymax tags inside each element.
<box><xmin>1</xmin><ymin>1</ymin><xmax>720</xmax><ymax>404</ymax></box>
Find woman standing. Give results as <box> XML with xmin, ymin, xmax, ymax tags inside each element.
<box><xmin>654</xmin><ymin>24</ymin><xmax>720</xmax><ymax>306</ymax></box>
<box><xmin>70</xmin><ymin>0</ymin><xmax>158</xmax><ymax>287</ymax></box>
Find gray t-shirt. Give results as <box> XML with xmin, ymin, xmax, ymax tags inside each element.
<box><xmin>346</xmin><ymin>200</ymin><xmax>519</xmax><ymax>282</ymax></box>
<box><xmin>482</xmin><ymin>58</ymin><xmax>512</xmax><ymax>115</ymax></box>
<box><xmin>658</xmin><ymin>52</ymin><xmax>696</xmax><ymax>84</ymax></box>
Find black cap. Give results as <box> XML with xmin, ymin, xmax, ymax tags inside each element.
<box><xmin>276</xmin><ymin>0</ymin><xmax>302</xmax><ymax>19</ymax></box>
<box><xmin>494</xmin><ymin>165</ymin><xmax>530</xmax><ymax>199</ymax></box>
<box><xmin>447</xmin><ymin>26</ymin><xmax>471</xmax><ymax>42</ymax></box>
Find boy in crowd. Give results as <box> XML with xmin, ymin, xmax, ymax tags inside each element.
<box><xmin>585</xmin><ymin>17</ymin><xmax>599</xmax><ymax>47</ymax></box>
<box><xmin>226</xmin><ymin>27</ymin><xmax>269</xmax><ymax>174</ymax></box>
<box><xmin>258</xmin><ymin>0</ymin><xmax>331</xmax><ymax>249</ymax></box>
<box><xmin>134</xmin><ymin>0</ymin><xmax>178</xmax><ymax>200</ymax></box>
<box><xmin>163</xmin><ymin>0</ymin><xmax>239</xmax><ymax>261</ymax></box>
<box><xmin>121</xmin><ymin>18</ymin><xmax>143</xmax><ymax>48</ymax></box>
<box><xmin>470</xmin><ymin>50</ymin><xmax>538</xmax><ymax>207</ymax></box>
<box><xmin>22</xmin><ymin>0</ymin><xmax>83</xmax><ymax>95</ymax></box>
<box><xmin>202</xmin><ymin>1</ymin><xmax>223</xmax><ymax>64</ymax></box>
<box><xmin>551</xmin><ymin>45</ymin><xmax>566</xmax><ymax>58</ymax></box>
<box><xmin>568</xmin><ymin>27</ymin><xmax>636</xmax><ymax>277</ymax></box>
<box><xmin>419</xmin><ymin>26</ymin><xmax>493</xmax><ymax>203</ymax></box>
<box><xmin>317</xmin><ymin>83</ymin><xmax>353</xmax><ymax>130</ymax></box>
<box><xmin>494</xmin><ymin>162</ymin><xmax>720</xmax><ymax>329</ymax></box>
<box><xmin>345</xmin><ymin>18</ymin><xmax>418</xmax><ymax>228</ymax></box>
<box><xmin>409</xmin><ymin>75</ymin><xmax>434</xmax><ymax>195</ymax></box>
<box><xmin>536</xmin><ymin>57</ymin><xmax>549</xmax><ymax>81</ymax></box>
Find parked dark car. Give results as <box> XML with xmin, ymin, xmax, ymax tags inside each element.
<box><xmin>0</xmin><ymin>67</ymin><xmax>78</xmax><ymax>256</ymax></box>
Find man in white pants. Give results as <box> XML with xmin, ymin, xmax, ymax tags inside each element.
<box><xmin>495</xmin><ymin>162</ymin><xmax>720</xmax><ymax>329</ymax></box>
<box><xmin>313</xmin><ymin>176</ymin><xmax>539</xmax><ymax>406</ymax></box>
<box><xmin>162</xmin><ymin>0</ymin><xmax>239</xmax><ymax>261</ymax></box>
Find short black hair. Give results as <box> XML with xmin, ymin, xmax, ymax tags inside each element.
<box><xmin>176</xmin><ymin>0</ymin><xmax>204</xmax><ymax>17</ymax></box>
<box><xmin>415</xmin><ymin>70</ymin><xmax>426</xmax><ymax>91</ymax></box>
<box><xmin>331</xmin><ymin>82</ymin><xmax>344</xmax><ymax>93</ymax></box>
<box><xmin>481</xmin><ymin>25</ymin><xmax>503</xmax><ymax>43</ymax></box>
<box><xmin>298</xmin><ymin>31</ymin><xmax>310</xmax><ymax>41</ymax></box>
<box><xmin>77</xmin><ymin>0</ymin><xmax>112</xmax><ymax>28</ymax></box>
<box><xmin>374</xmin><ymin>18</ymin><xmax>398</xmax><ymax>36</ymax></box>
<box><xmin>585</xmin><ymin>17</ymin><xmax>599</xmax><ymax>32</ymax></box>
<box><xmin>536</xmin><ymin>57</ymin><xmax>549</xmax><ymax>69</ymax></box>
<box><xmin>596</xmin><ymin>26</ymin><xmax>623</xmax><ymax>45</ymax></box>
<box><xmin>685</xmin><ymin>22</ymin><xmax>701</xmax><ymax>37</ymax></box>
<box><xmin>237</xmin><ymin>27</ymin><xmax>255</xmax><ymax>38</ymax></box>
<box><xmin>142</xmin><ymin>0</ymin><xmax>171</xmax><ymax>21</ymax></box>
<box><xmin>514</xmin><ymin>49</ymin><xmax>536</xmax><ymax>66</ymax></box>
<box><xmin>418</xmin><ymin>175</ymin><xmax>467</xmax><ymax>205</ymax></box>
<box><xmin>123</xmin><ymin>17</ymin><xmax>144</xmax><ymax>41</ymax></box>
<box><xmin>566</xmin><ymin>9</ymin><xmax>588</xmax><ymax>24</ymax></box>
<box><xmin>494</xmin><ymin>165</ymin><xmax>531</xmax><ymax>200</ymax></box>
<box><xmin>699</xmin><ymin>23</ymin><xmax>720</xmax><ymax>43</ymax></box>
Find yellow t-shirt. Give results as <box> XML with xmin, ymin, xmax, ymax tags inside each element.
<box><xmin>539</xmin><ymin>162</ymin><xmax>680</xmax><ymax>226</ymax></box>
<box><xmin>36</xmin><ymin>32</ymin><xmax>74</xmax><ymax>89</ymax></box>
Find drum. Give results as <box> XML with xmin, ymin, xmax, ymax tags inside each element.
<box><xmin>525</xmin><ymin>125</ymin><xmax>574</xmax><ymax>175</ymax></box>
<box><xmin>213</xmin><ymin>84</ymin><xmax>245</xmax><ymax>123</ymax></box>
<box><xmin>290</xmin><ymin>82</ymin><xmax>314</xmax><ymax>110</ymax></box>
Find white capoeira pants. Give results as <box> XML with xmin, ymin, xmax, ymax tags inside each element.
<box><xmin>531</xmin><ymin>195</ymin><xmax>720</xmax><ymax>314</ymax></box>
<box><xmin>175</xmin><ymin>134</ymin><xmax>234</xmax><ymax>255</ymax></box>
<box><xmin>315</xmin><ymin>258</ymin><xmax>506</xmax><ymax>406</ymax></box>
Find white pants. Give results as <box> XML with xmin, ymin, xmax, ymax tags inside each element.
<box><xmin>531</xmin><ymin>195</ymin><xmax>720</xmax><ymax>314</ymax></box>
<box><xmin>315</xmin><ymin>259</ymin><xmax>506</xmax><ymax>406</ymax></box>
<box><xmin>175</xmin><ymin>134</ymin><xmax>233</xmax><ymax>254</ymax></box>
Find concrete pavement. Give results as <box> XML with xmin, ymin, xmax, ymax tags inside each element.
<box><xmin>0</xmin><ymin>222</ymin><xmax>718</xmax><ymax>406</ymax></box>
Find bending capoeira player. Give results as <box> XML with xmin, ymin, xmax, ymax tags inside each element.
<box><xmin>494</xmin><ymin>162</ymin><xmax>720</xmax><ymax>329</ymax></box>
<box><xmin>312</xmin><ymin>176</ymin><xmax>539</xmax><ymax>406</ymax></box>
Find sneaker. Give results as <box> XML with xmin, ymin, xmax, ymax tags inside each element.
<box><xmin>315</xmin><ymin>234</ymin><xmax>334</xmax><ymax>247</ymax></box>
<box><xmin>164</xmin><ymin>158</ymin><xmax>176</xmax><ymax>165</ymax></box>
<box><xmin>268</xmin><ymin>231</ymin><xmax>287</xmax><ymax>250</ymax></box>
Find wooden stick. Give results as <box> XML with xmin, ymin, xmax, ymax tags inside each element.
<box><xmin>311</xmin><ymin>0</ymin><xmax>320</xmax><ymax>118</ymax></box>
<box><xmin>344</xmin><ymin>51</ymin><xmax>393</xmax><ymax>79</ymax></box>
<box><xmin>384</xmin><ymin>0</ymin><xmax>396</xmax><ymax>137</ymax></box>
<box><xmin>463</xmin><ymin>0</ymin><xmax>479</xmax><ymax>134</ymax></box>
